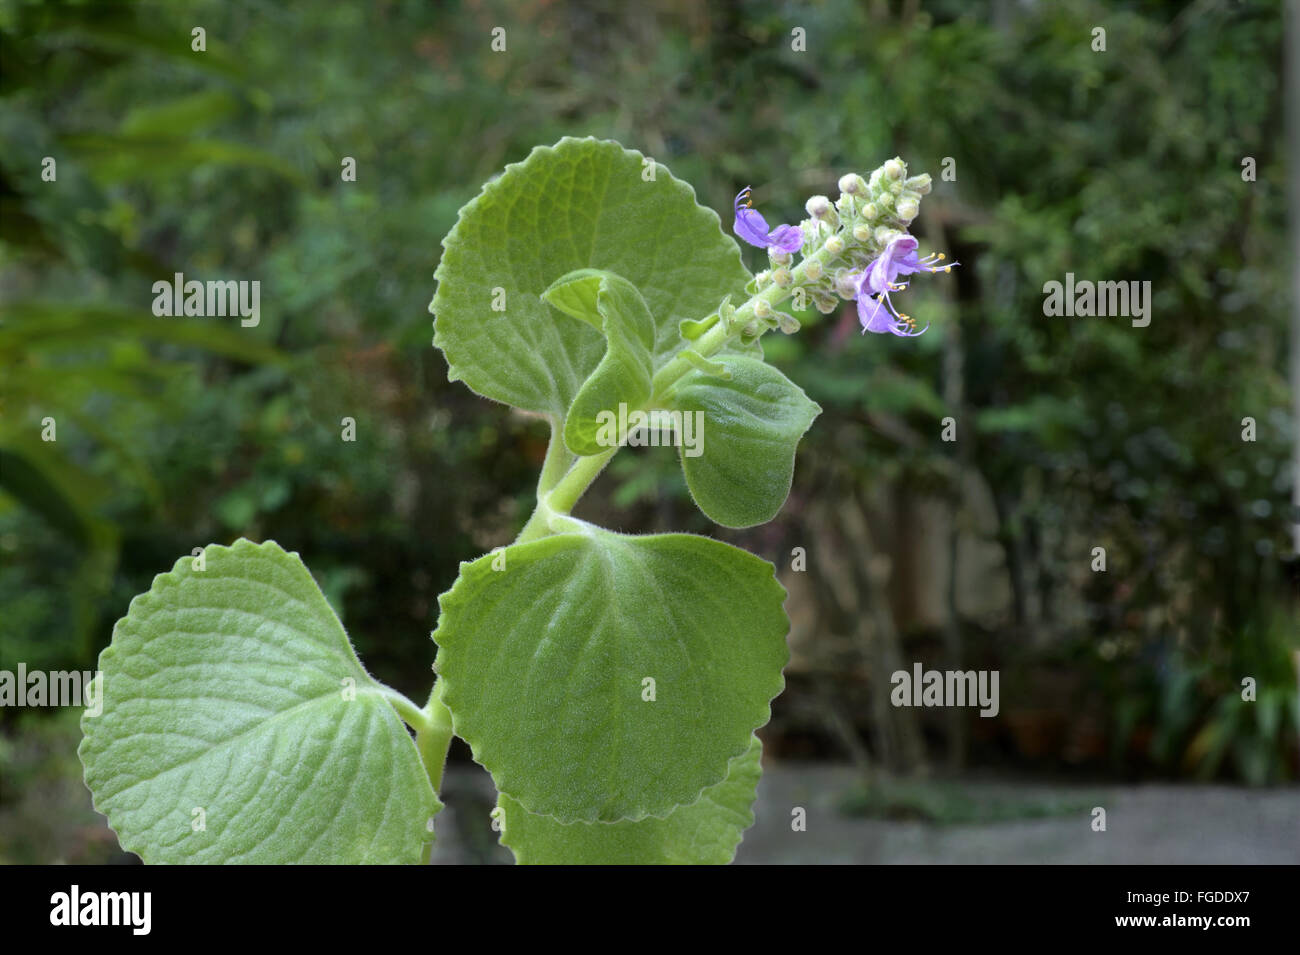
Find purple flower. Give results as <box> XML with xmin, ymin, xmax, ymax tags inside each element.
<box><xmin>863</xmin><ymin>235</ymin><xmax>958</xmax><ymax>293</ymax></box>
<box><xmin>857</xmin><ymin>286</ymin><xmax>926</xmax><ymax>337</ymax></box>
<box><xmin>733</xmin><ymin>186</ymin><xmax>804</xmax><ymax>253</ymax></box>
<box><xmin>855</xmin><ymin>234</ymin><xmax>958</xmax><ymax>337</ymax></box>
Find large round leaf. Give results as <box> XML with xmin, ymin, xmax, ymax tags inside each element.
<box><xmin>430</xmin><ymin>136</ymin><xmax>751</xmax><ymax>417</ymax></box>
<box><xmin>79</xmin><ymin>539</ymin><xmax>439</xmax><ymax>864</ymax></box>
<box><xmin>433</xmin><ymin>528</ymin><xmax>789</xmax><ymax>823</ymax></box>
<box><xmin>499</xmin><ymin>735</ymin><xmax>763</xmax><ymax>864</ymax></box>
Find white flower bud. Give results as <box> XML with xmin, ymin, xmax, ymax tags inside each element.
<box><xmin>754</xmin><ymin>298</ymin><xmax>773</xmax><ymax>319</ymax></box>
<box><xmin>874</xmin><ymin>226</ymin><xmax>901</xmax><ymax>245</ymax></box>
<box><xmin>834</xmin><ymin>269</ymin><xmax>858</xmax><ymax>300</ymax></box>
<box><xmin>813</xmin><ymin>292</ymin><xmax>839</xmax><ymax>314</ymax></box>
<box><xmin>862</xmin><ymin>202</ymin><xmax>879</xmax><ymax>220</ymax></box>
<box><xmin>769</xmin><ymin>250</ymin><xmax>792</xmax><ymax>266</ymax></box>
<box><xmin>777</xmin><ymin>312</ymin><xmax>801</xmax><ymax>334</ymax></box>
<box><xmin>838</xmin><ymin>173</ymin><xmax>867</xmax><ymax>196</ymax></box>
<box><xmin>905</xmin><ymin>173</ymin><xmax>932</xmax><ymax>195</ymax></box>
<box><xmin>805</xmin><ymin>194</ymin><xmax>832</xmax><ymax>219</ymax></box>
<box><xmin>804</xmin><ymin>260</ymin><xmax>824</xmax><ymax>281</ymax></box>
<box><xmin>824</xmin><ymin>235</ymin><xmax>845</xmax><ymax>256</ymax></box>
<box><xmin>755</xmin><ymin>269</ymin><xmax>771</xmax><ymax>289</ymax></box>
<box><xmin>896</xmin><ymin>197</ymin><xmax>919</xmax><ymax>221</ymax></box>
<box><xmin>852</xmin><ymin>224</ymin><xmax>872</xmax><ymax>243</ymax></box>
<box><xmin>772</xmin><ymin>267</ymin><xmax>793</xmax><ymax>287</ymax></box>
<box><xmin>875</xmin><ymin>190</ymin><xmax>894</xmax><ymax>210</ymax></box>
<box><xmin>884</xmin><ymin>158</ymin><xmax>904</xmax><ymax>180</ymax></box>
<box><xmin>868</xmin><ymin>168</ymin><xmax>883</xmax><ymax>192</ymax></box>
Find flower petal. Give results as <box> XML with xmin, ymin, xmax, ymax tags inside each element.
<box><xmin>889</xmin><ymin>235</ymin><xmax>919</xmax><ymax>258</ymax></box>
<box><xmin>857</xmin><ymin>294</ymin><xmax>896</xmax><ymax>334</ymax></box>
<box><xmin>864</xmin><ymin>254</ymin><xmax>893</xmax><ymax>294</ymax></box>
<box><xmin>767</xmin><ymin>224</ymin><xmax>804</xmax><ymax>253</ymax></box>
<box><xmin>733</xmin><ymin>207</ymin><xmax>775</xmax><ymax>248</ymax></box>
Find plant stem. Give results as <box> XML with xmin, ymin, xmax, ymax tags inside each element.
<box><xmin>416</xmin><ymin>679</ymin><xmax>455</xmax><ymax>794</ymax></box>
<box><xmin>650</xmin><ymin>243</ymin><xmax>833</xmax><ymax>398</ymax></box>
<box><xmin>535</xmin><ymin>416</ymin><xmax>573</xmax><ymax>497</ymax></box>
<box><xmin>516</xmin><ymin>445</ymin><xmax>617</xmax><ymax>543</ymax></box>
<box><xmin>547</xmin><ymin>446</ymin><xmax>617</xmax><ymax>514</ymax></box>
<box><xmin>381</xmin><ymin>685</ymin><xmax>432</xmax><ymax>732</ymax></box>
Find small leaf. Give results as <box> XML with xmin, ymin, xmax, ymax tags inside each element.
<box><xmin>542</xmin><ymin>269</ymin><xmax>655</xmax><ymax>456</ymax></box>
<box><xmin>434</xmin><ymin>529</ymin><xmax>788</xmax><ymax>823</ymax></box>
<box><xmin>679</xmin><ymin>348</ymin><xmax>733</xmax><ymax>379</ymax></box>
<box><xmin>679</xmin><ymin>313</ymin><xmax>719</xmax><ymax>340</ymax></box>
<box><xmin>500</xmin><ymin>735</ymin><xmax>763</xmax><ymax>864</ymax></box>
<box><xmin>431</xmin><ymin>137</ymin><xmax>750</xmax><ymax>416</ymax></box>
<box><xmin>79</xmin><ymin>539</ymin><xmax>439</xmax><ymax>864</ymax></box>
<box><xmin>668</xmin><ymin>356</ymin><xmax>821</xmax><ymax>528</ymax></box>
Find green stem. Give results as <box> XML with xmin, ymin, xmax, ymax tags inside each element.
<box><xmin>516</xmin><ymin>498</ymin><xmax>553</xmax><ymax>543</ymax></box>
<box><xmin>650</xmin><ymin>244</ymin><xmax>834</xmax><ymax>398</ymax></box>
<box><xmin>535</xmin><ymin>416</ymin><xmax>573</xmax><ymax>498</ymax></box>
<box><xmin>415</xmin><ymin>679</ymin><xmax>455</xmax><ymax>794</ymax></box>
<box><xmin>547</xmin><ymin>447</ymin><xmax>617</xmax><ymax>514</ymax></box>
<box><xmin>380</xmin><ymin>685</ymin><xmax>431</xmax><ymax>733</ymax></box>
<box><xmin>517</xmin><ymin>446</ymin><xmax>616</xmax><ymax>543</ymax></box>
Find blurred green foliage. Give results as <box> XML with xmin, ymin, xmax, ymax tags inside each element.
<box><xmin>0</xmin><ymin>0</ymin><xmax>1296</xmax><ymax>826</ymax></box>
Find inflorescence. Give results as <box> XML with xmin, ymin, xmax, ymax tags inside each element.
<box><xmin>731</xmin><ymin>158</ymin><xmax>957</xmax><ymax>338</ymax></box>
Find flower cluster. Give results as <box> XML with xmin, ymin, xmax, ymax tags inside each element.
<box><xmin>731</xmin><ymin>157</ymin><xmax>957</xmax><ymax>338</ymax></box>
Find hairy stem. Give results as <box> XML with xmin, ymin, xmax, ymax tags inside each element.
<box><xmin>516</xmin><ymin>446</ymin><xmax>617</xmax><ymax>543</ymax></box>
<box><xmin>651</xmin><ymin>243</ymin><xmax>834</xmax><ymax>398</ymax></box>
<box><xmin>547</xmin><ymin>447</ymin><xmax>617</xmax><ymax>514</ymax></box>
<box><xmin>416</xmin><ymin>679</ymin><xmax>455</xmax><ymax>794</ymax></box>
<box><xmin>535</xmin><ymin>416</ymin><xmax>574</xmax><ymax>498</ymax></box>
<box><xmin>381</xmin><ymin>685</ymin><xmax>432</xmax><ymax>733</ymax></box>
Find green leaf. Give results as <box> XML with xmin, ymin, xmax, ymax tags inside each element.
<box><xmin>431</xmin><ymin>136</ymin><xmax>750</xmax><ymax>417</ymax></box>
<box><xmin>79</xmin><ymin>539</ymin><xmax>439</xmax><ymax>864</ymax></box>
<box><xmin>500</xmin><ymin>735</ymin><xmax>763</xmax><ymax>864</ymax></box>
<box><xmin>678</xmin><ymin>348</ymin><xmax>733</xmax><ymax>379</ymax></box>
<box><xmin>668</xmin><ymin>356</ymin><xmax>821</xmax><ymax>528</ymax></box>
<box><xmin>434</xmin><ymin>528</ymin><xmax>788</xmax><ymax>823</ymax></box>
<box><xmin>679</xmin><ymin>312</ymin><xmax>720</xmax><ymax>340</ymax></box>
<box><xmin>542</xmin><ymin>269</ymin><xmax>656</xmax><ymax>456</ymax></box>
